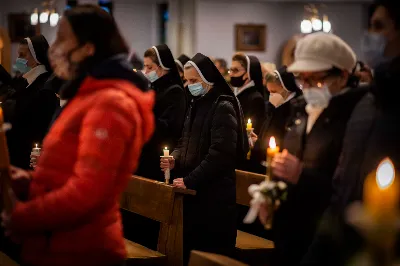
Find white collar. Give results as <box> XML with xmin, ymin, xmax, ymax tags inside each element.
<box><xmin>235</xmin><ymin>80</ymin><xmax>255</xmax><ymax>96</ymax></box>
<box><xmin>23</xmin><ymin>65</ymin><xmax>47</xmax><ymax>87</ymax></box>
<box><xmin>276</xmin><ymin>92</ymin><xmax>296</xmax><ymax>108</ymax></box>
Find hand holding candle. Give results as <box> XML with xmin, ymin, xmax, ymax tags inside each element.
<box><xmin>247</xmin><ymin>119</ymin><xmax>253</xmax><ymax>131</ymax></box>
<box><xmin>266</xmin><ymin>137</ymin><xmax>280</xmax><ymax>181</ymax></box>
<box><xmin>161</xmin><ymin>147</ymin><xmax>173</xmax><ymax>184</ymax></box>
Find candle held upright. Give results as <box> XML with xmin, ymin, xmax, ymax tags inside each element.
<box><xmin>266</xmin><ymin>137</ymin><xmax>280</xmax><ymax>181</ymax></box>
<box><xmin>162</xmin><ymin>147</ymin><xmax>172</xmax><ymax>184</ymax></box>
<box><xmin>364</xmin><ymin>158</ymin><xmax>399</xmax><ymax>221</ymax></box>
<box><xmin>0</xmin><ymin>107</ymin><xmax>13</xmax><ymax>213</ymax></box>
<box><xmin>246</xmin><ymin>119</ymin><xmax>254</xmax><ymax>160</ymax></box>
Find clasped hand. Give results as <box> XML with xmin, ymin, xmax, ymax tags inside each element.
<box><xmin>271</xmin><ymin>149</ymin><xmax>303</xmax><ymax>184</ymax></box>
<box><xmin>159</xmin><ymin>157</ymin><xmax>186</xmax><ymax>189</ymax></box>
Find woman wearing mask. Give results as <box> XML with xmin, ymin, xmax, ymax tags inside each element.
<box><xmin>160</xmin><ymin>53</ymin><xmax>248</xmax><ymax>265</ymax></box>
<box><xmin>229</xmin><ymin>53</ymin><xmax>265</xmax><ymax>134</ymax></box>
<box><xmin>261</xmin><ymin>33</ymin><xmax>367</xmax><ymax>266</ymax></box>
<box><xmin>1</xmin><ymin>5</ymin><xmax>154</xmax><ymax>266</ymax></box>
<box><xmin>175</xmin><ymin>54</ymin><xmax>190</xmax><ymax>85</ymax></box>
<box><xmin>247</xmin><ymin>66</ymin><xmax>302</xmax><ymax>174</ymax></box>
<box><xmin>136</xmin><ymin>44</ymin><xmax>187</xmax><ymax>181</ymax></box>
<box><xmin>176</xmin><ymin>54</ymin><xmax>191</xmax><ymax>103</ymax></box>
<box><xmin>6</xmin><ymin>35</ymin><xmax>59</xmax><ymax>169</ymax></box>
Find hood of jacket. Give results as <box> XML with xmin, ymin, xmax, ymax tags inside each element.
<box><xmin>77</xmin><ymin>55</ymin><xmax>154</xmax><ymax>144</ymax></box>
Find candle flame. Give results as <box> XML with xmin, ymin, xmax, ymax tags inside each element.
<box><xmin>317</xmin><ymin>82</ymin><xmax>323</xmax><ymax>88</ymax></box>
<box><xmin>376</xmin><ymin>158</ymin><xmax>395</xmax><ymax>189</ymax></box>
<box><xmin>269</xmin><ymin>137</ymin><xmax>277</xmax><ymax>149</ymax></box>
<box><xmin>164</xmin><ymin>147</ymin><xmax>168</xmax><ymax>150</ymax></box>
<box><xmin>35</xmin><ymin>143</ymin><xmax>38</xmax><ymax>148</ymax></box>
<box><xmin>248</xmin><ymin>119</ymin><xmax>251</xmax><ymax>124</ymax></box>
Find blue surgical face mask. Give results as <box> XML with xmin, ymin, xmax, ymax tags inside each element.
<box><xmin>146</xmin><ymin>70</ymin><xmax>159</xmax><ymax>83</ymax></box>
<box><xmin>188</xmin><ymin>82</ymin><xmax>207</xmax><ymax>97</ymax></box>
<box><xmin>13</xmin><ymin>58</ymin><xmax>31</xmax><ymax>74</ymax></box>
<box><xmin>362</xmin><ymin>33</ymin><xmax>389</xmax><ymax>69</ymax></box>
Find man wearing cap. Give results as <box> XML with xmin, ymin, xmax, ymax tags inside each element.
<box><xmin>262</xmin><ymin>32</ymin><xmax>367</xmax><ymax>266</ymax></box>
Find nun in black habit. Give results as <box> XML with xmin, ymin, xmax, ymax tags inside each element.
<box><xmin>230</xmin><ymin>54</ymin><xmax>266</xmax><ymax>134</ymax></box>
<box><xmin>175</xmin><ymin>53</ymin><xmax>191</xmax><ymax>103</ymax></box>
<box><xmin>135</xmin><ymin>44</ymin><xmax>187</xmax><ymax>181</ymax></box>
<box><xmin>6</xmin><ymin>35</ymin><xmax>59</xmax><ymax>169</ymax></box>
<box><xmin>161</xmin><ymin>53</ymin><xmax>249</xmax><ymax>265</ymax></box>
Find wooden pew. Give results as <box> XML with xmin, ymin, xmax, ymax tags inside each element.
<box><xmin>235</xmin><ymin>170</ymin><xmax>275</xmax><ymax>266</ymax></box>
<box><xmin>0</xmin><ymin>252</ymin><xmax>19</xmax><ymax>266</ymax></box>
<box><xmin>189</xmin><ymin>251</ymin><xmax>249</xmax><ymax>266</ymax></box>
<box><xmin>121</xmin><ymin>175</ymin><xmax>196</xmax><ymax>266</ymax></box>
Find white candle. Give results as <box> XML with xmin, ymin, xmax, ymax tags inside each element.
<box><xmin>32</xmin><ymin>143</ymin><xmax>41</xmax><ymax>155</ymax></box>
<box><xmin>163</xmin><ymin>147</ymin><xmax>169</xmax><ymax>157</ymax></box>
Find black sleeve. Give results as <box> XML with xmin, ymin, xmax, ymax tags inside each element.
<box><xmin>30</xmin><ymin>89</ymin><xmax>59</xmax><ymax>142</ymax></box>
<box><xmin>154</xmin><ymin>86</ymin><xmax>187</xmax><ymax>144</ymax></box>
<box><xmin>249</xmin><ymin>95</ymin><xmax>266</xmax><ymax>134</ymax></box>
<box><xmin>183</xmin><ymin>100</ymin><xmax>238</xmax><ymax>190</ymax></box>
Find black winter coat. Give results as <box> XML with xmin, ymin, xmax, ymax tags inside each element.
<box><xmin>172</xmin><ymin>87</ymin><xmax>240</xmax><ymax>264</ymax></box>
<box><xmin>6</xmin><ymin>72</ymin><xmax>59</xmax><ymax>169</ymax></box>
<box><xmin>135</xmin><ymin>73</ymin><xmax>187</xmax><ymax>181</ymax></box>
<box><xmin>245</xmin><ymin>93</ymin><xmax>301</xmax><ymax>174</ymax></box>
<box><xmin>302</xmin><ymin>57</ymin><xmax>400</xmax><ymax>266</ymax></box>
<box><xmin>272</xmin><ymin>87</ymin><xmax>367</xmax><ymax>266</ymax></box>
<box><xmin>237</xmin><ymin>86</ymin><xmax>265</xmax><ymax>134</ymax></box>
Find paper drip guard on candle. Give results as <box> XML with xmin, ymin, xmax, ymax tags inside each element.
<box><xmin>161</xmin><ymin>147</ymin><xmax>173</xmax><ymax>184</ymax></box>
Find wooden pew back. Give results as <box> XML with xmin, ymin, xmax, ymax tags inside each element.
<box><xmin>121</xmin><ymin>176</ymin><xmax>196</xmax><ymax>266</ymax></box>
<box><xmin>189</xmin><ymin>251</ymin><xmax>249</xmax><ymax>266</ymax></box>
<box><xmin>235</xmin><ymin>170</ymin><xmax>265</xmax><ymax>206</ymax></box>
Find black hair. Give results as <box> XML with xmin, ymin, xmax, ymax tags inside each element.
<box><xmin>19</xmin><ymin>39</ymin><xmax>28</xmax><ymax>45</ymax></box>
<box><xmin>64</xmin><ymin>4</ymin><xmax>129</xmax><ymax>64</ymax></box>
<box><xmin>327</xmin><ymin>66</ymin><xmax>360</xmax><ymax>88</ymax></box>
<box><xmin>371</xmin><ymin>0</ymin><xmax>400</xmax><ymax>29</ymax></box>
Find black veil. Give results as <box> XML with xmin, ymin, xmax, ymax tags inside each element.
<box><xmin>247</xmin><ymin>55</ymin><xmax>264</xmax><ymax>96</ymax></box>
<box><xmin>152</xmin><ymin>44</ymin><xmax>183</xmax><ymax>88</ymax></box>
<box><xmin>187</xmin><ymin>53</ymin><xmax>249</xmax><ymax>161</ymax></box>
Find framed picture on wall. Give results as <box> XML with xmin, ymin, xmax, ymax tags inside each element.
<box><xmin>8</xmin><ymin>13</ymin><xmax>40</xmax><ymax>43</ymax></box>
<box><xmin>235</xmin><ymin>24</ymin><xmax>266</xmax><ymax>52</ymax></box>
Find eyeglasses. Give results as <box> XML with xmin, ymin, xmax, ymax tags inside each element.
<box><xmin>294</xmin><ymin>74</ymin><xmax>331</xmax><ymax>89</ymax></box>
<box><xmin>228</xmin><ymin>67</ymin><xmax>246</xmax><ymax>75</ymax></box>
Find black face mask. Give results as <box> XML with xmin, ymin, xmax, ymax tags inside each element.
<box><xmin>230</xmin><ymin>73</ymin><xmax>247</xmax><ymax>88</ymax></box>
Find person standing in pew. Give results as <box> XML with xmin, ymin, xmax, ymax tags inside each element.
<box><xmin>5</xmin><ymin>35</ymin><xmax>59</xmax><ymax>170</ymax></box>
<box><xmin>244</xmin><ymin>66</ymin><xmax>302</xmax><ymax>174</ymax></box>
<box><xmin>301</xmin><ymin>1</ymin><xmax>400</xmax><ymax>264</ymax></box>
<box><xmin>160</xmin><ymin>53</ymin><xmax>248</xmax><ymax>266</ymax></box>
<box><xmin>229</xmin><ymin>53</ymin><xmax>266</xmax><ymax>134</ymax></box>
<box><xmin>136</xmin><ymin>44</ymin><xmax>187</xmax><ymax>181</ymax></box>
<box><xmin>175</xmin><ymin>54</ymin><xmax>191</xmax><ymax>103</ymax></box>
<box><xmin>1</xmin><ymin>5</ymin><xmax>154</xmax><ymax>266</ymax></box>
<box><xmin>260</xmin><ymin>33</ymin><xmax>367</xmax><ymax>266</ymax></box>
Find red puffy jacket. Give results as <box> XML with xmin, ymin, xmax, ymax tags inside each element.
<box><xmin>10</xmin><ymin>77</ymin><xmax>154</xmax><ymax>266</ymax></box>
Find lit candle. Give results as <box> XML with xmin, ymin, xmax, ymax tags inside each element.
<box><xmin>364</xmin><ymin>158</ymin><xmax>399</xmax><ymax>220</ymax></box>
<box><xmin>267</xmin><ymin>137</ymin><xmax>280</xmax><ymax>158</ymax></box>
<box><xmin>32</xmin><ymin>143</ymin><xmax>41</xmax><ymax>155</ymax></box>
<box><xmin>247</xmin><ymin>119</ymin><xmax>252</xmax><ymax>130</ymax></box>
<box><xmin>266</xmin><ymin>137</ymin><xmax>280</xmax><ymax>181</ymax></box>
<box><xmin>163</xmin><ymin>147</ymin><xmax>169</xmax><ymax>157</ymax></box>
